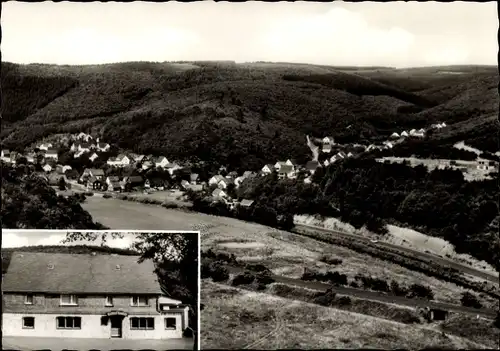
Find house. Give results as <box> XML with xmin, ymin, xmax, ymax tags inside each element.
<box><xmin>409</xmin><ymin>129</ymin><xmax>417</xmax><ymax>136</ymax></box>
<box><xmin>212</xmin><ymin>188</ymin><xmax>227</xmax><ymax>200</ymax></box>
<box><xmin>274</xmin><ymin>161</ymin><xmax>288</xmax><ymax>171</ymax></box>
<box><xmin>189</xmin><ymin>184</ymin><xmax>204</xmax><ymax>192</ymax></box>
<box><xmin>401</xmin><ymin>131</ymin><xmax>409</xmax><ymax>137</ymax></box>
<box><xmin>64</xmin><ymin>169</ymin><xmax>80</xmax><ymax>180</ymax></box>
<box><xmin>239</xmin><ymin>199</ymin><xmax>255</xmax><ymax>208</ymax></box>
<box><xmin>86</xmin><ymin>176</ymin><xmax>104</xmax><ymax>190</ymax></box>
<box><xmin>305</xmin><ymin>160</ymin><xmax>320</xmax><ymax>174</ymax></box>
<box><xmin>74</xmin><ymin>149</ymin><xmax>89</xmax><ymax>158</ymax></box>
<box><xmin>47</xmin><ymin>173</ymin><xmax>67</xmax><ymax>186</ymax></box>
<box><xmin>261</xmin><ymin>164</ymin><xmax>274</xmax><ymax>176</ymax></box>
<box><xmin>106</xmin><ymin>176</ymin><xmax>122</xmax><ymax>192</ymax></box>
<box><xmin>1</xmin><ymin>149</ymin><xmax>11</xmax><ymax>162</ymax></box>
<box><xmin>390</xmin><ymin>132</ymin><xmax>400</xmax><ymax>139</ymax></box>
<box><xmin>277</xmin><ymin>165</ymin><xmax>295</xmax><ymax>180</ymax></box>
<box><xmin>226</xmin><ymin>171</ymin><xmax>238</xmax><ymax>180</ymax></box>
<box><xmin>89</xmin><ymin>153</ymin><xmax>99</xmax><ymax>162</ymax></box>
<box><xmin>26</xmin><ymin>153</ymin><xmax>36</xmax><ymax>163</ymax></box>
<box><xmin>209</xmin><ymin>175</ymin><xmax>225</xmax><ymax>187</ymax></box>
<box><xmin>413</xmin><ymin>132</ymin><xmax>425</xmax><ymax>138</ymax></box>
<box><xmin>45</xmin><ymin>149</ymin><xmax>59</xmax><ymax>161</ymax></box>
<box><xmin>76</xmin><ymin>132</ymin><xmax>93</xmax><ymax>142</ymax></box>
<box><xmin>477</xmin><ymin>159</ymin><xmax>499</xmax><ymax>172</ymax></box>
<box><xmin>190</xmin><ymin>173</ymin><xmax>199</xmax><ymax>185</ymax></box>
<box><xmin>96</xmin><ymin>143</ymin><xmax>110</xmax><ymax>152</ymax></box>
<box><xmin>418</xmin><ymin>128</ymin><xmax>426</xmax><ymax>134</ymax></box>
<box><xmin>323</xmin><ymin>160</ymin><xmax>330</xmax><ymax>167</ymax></box>
<box><xmin>154</xmin><ymin>156</ymin><xmax>170</xmax><ymax>168</ymax></box>
<box><xmin>2</xmin><ymin>251</ymin><xmax>188</xmax><ymax>339</ymax></box>
<box><xmin>82</xmin><ymin>168</ymin><xmax>106</xmax><ymax>181</ymax></box>
<box><xmin>321</xmin><ymin>136</ymin><xmax>335</xmax><ymax>153</ymax></box>
<box><xmin>43</xmin><ymin>164</ymin><xmax>53</xmax><ymax>172</ymax></box>
<box><xmin>285</xmin><ymin>159</ymin><xmax>298</xmax><ymax>169</ymax></box>
<box><xmin>383</xmin><ymin>141</ymin><xmax>394</xmax><ymax>149</ymax></box>
<box><xmin>304</xmin><ymin>177</ymin><xmax>312</xmax><ymax>184</ymax></box>
<box><xmin>329</xmin><ymin>155</ymin><xmax>339</xmax><ymax>164</ymax></box>
<box><xmin>234</xmin><ymin>175</ymin><xmax>247</xmax><ymax>188</ymax></box>
<box><xmin>107</xmin><ymin>154</ymin><xmax>131</xmax><ymax>167</ymax></box>
<box><xmin>337</xmin><ymin>151</ymin><xmax>347</xmax><ymax>159</ymax></box>
<box><xmin>122</xmin><ymin>176</ymin><xmax>145</xmax><ymax>190</ymax></box>
<box><xmin>142</xmin><ymin>160</ymin><xmax>154</xmax><ymax>170</ymax></box>
<box><xmin>165</xmin><ymin>163</ymin><xmax>181</xmax><ymax>176</ymax></box>
<box><xmin>217</xmin><ymin>177</ymin><xmax>234</xmax><ymax>190</ymax></box>
<box><xmin>55</xmin><ymin>165</ymin><xmax>65</xmax><ymax>174</ymax></box>
<box><xmin>38</xmin><ymin>143</ymin><xmax>53</xmax><ymax>151</ymax></box>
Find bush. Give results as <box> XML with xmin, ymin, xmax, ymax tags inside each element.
<box><xmin>103</xmin><ymin>194</ymin><xmax>112</xmax><ymax>199</ymax></box>
<box><xmin>183</xmin><ymin>327</ymin><xmax>194</xmax><ymax>338</ymax></box>
<box><xmin>407</xmin><ymin>284</ymin><xmax>434</xmax><ymax>300</ymax></box>
<box><xmin>319</xmin><ymin>255</ymin><xmax>343</xmax><ymax>265</ymax></box>
<box><xmin>84</xmin><ymin>192</ymin><xmax>94</xmax><ymax>196</ymax></box>
<box><xmin>494</xmin><ymin>312</ymin><xmax>500</xmax><ymax>329</ymax></box>
<box><xmin>161</xmin><ymin>201</ymin><xmax>178</xmax><ymax>209</ymax></box>
<box><xmin>255</xmin><ymin>271</ymin><xmax>275</xmax><ymax>286</ymax></box>
<box><xmin>460</xmin><ymin>292</ymin><xmax>483</xmax><ymax>309</ymax></box>
<box><xmin>337</xmin><ymin>296</ymin><xmax>352</xmax><ymax>306</ymax></box>
<box><xmin>232</xmin><ymin>272</ymin><xmax>256</xmax><ymax>286</ymax></box>
<box><xmin>349</xmin><ymin>281</ymin><xmax>359</xmax><ymax>288</ymax></box>
<box><xmin>313</xmin><ymin>288</ymin><xmax>337</xmax><ymax>306</ymax></box>
<box><xmin>208</xmin><ymin>261</ymin><xmax>229</xmax><ymax>282</ymax></box>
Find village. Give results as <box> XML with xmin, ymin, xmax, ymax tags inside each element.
<box><xmin>1</xmin><ymin>121</ymin><xmax>498</xmax><ymax>210</ymax></box>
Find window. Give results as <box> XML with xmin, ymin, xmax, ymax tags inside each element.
<box><xmin>56</xmin><ymin>317</ymin><xmax>81</xmax><ymax>329</ymax></box>
<box><xmin>22</xmin><ymin>317</ymin><xmax>35</xmax><ymax>329</ymax></box>
<box><xmin>131</xmin><ymin>296</ymin><xmax>148</xmax><ymax>306</ymax></box>
<box><xmin>130</xmin><ymin>317</ymin><xmax>154</xmax><ymax>330</ymax></box>
<box><xmin>60</xmin><ymin>295</ymin><xmax>78</xmax><ymax>306</ymax></box>
<box><xmin>165</xmin><ymin>317</ymin><xmax>176</xmax><ymax>330</ymax></box>
<box><xmin>105</xmin><ymin>296</ymin><xmax>113</xmax><ymax>306</ymax></box>
<box><xmin>25</xmin><ymin>294</ymin><xmax>34</xmax><ymax>305</ymax></box>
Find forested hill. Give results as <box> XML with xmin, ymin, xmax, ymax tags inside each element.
<box><xmin>1</xmin><ymin>245</ymin><xmax>140</xmax><ymax>275</ymax></box>
<box><xmin>2</xmin><ymin>61</ymin><xmax>498</xmax><ymax>169</ymax></box>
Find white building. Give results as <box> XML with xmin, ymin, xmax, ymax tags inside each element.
<box><xmin>2</xmin><ymin>252</ymin><xmax>189</xmax><ymax>340</ymax></box>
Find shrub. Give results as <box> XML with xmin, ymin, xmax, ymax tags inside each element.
<box><xmin>183</xmin><ymin>327</ymin><xmax>194</xmax><ymax>338</ymax></box>
<box><xmin>161</xmin><ymin>201</ymin><xmax>178</xmax><ymax>209</ymax></box>
<box><xmin>84</xmin><ymin>192</ymin><xmax>94</xmax><ymax>196</ymax></box>
<box><xmin>337</xmin><ymin>296</ymin><xmax>352</xmax><ymax>306</ymax></box>
<box><xmin>319</xmin><ymin>255</ymin><xmax>343</xmax><ymax>265</ymax></box>
<box><xmin>313</xmin><ymin>288</ymin><xmax>337</xmax><ymax>306</ymax></box>
<box><xmin>349</xmin><ymin>281</ymin><xmax>359</xmax><ymax>288</ymax></box>
<box><xmin>255</xmin><ymin>271</ymin><xmax>275</xmax><ymax>286</ymax></box>
<box><xmin>209</xmin><ymin>262</ymin><xmax>229</xmax><ymax>282</ymax></box>
<box><xmin>460</xmin><ymin>292</ymin><xmax>483</xmax><ymax>309</ymax></box>
<box><xmin>232</xmin><ymin>272</ymin><xmax>256</xmax><ymax>286</ymax></box>
<box><xmin>102</xmin><ymin>194</ymin><xmax>112</xmax><ymax>199</ymax></box>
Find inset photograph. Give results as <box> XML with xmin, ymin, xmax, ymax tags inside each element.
<box><xmin>1</xmin><ymin>230</ymin><xmax>200</xmax><ymax>351</ymax></box>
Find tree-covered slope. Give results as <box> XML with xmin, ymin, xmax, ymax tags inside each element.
<box><xmin>1</xmin><ymin>61</ymin><xmax>498</xmax><ymax>168</ymax></box>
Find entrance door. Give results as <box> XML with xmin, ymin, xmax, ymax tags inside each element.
<box><xmin>110</xmin><ymin>316</ymin><xmax>123</xmax><ymax>338</ymax></box>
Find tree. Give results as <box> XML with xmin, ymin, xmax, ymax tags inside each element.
<box><xmin>494</xmin><ymin>311</ymin><xmax>500</xmax><ymax>329</ymax></box>
<box><xmin>58</xmin><ymin>177</ymin><xmax>66</xmax><ymax>191</ymax></box>
<box><xmin>63</xmin><ymin>232</ymin><xmax>199</xmax><ymax>350</ymax></box>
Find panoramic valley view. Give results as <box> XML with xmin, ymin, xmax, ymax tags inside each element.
<box><xmin>2</xmin><ymin>1</ymin><xmax>499</xmax><ymax>350</ymax></box>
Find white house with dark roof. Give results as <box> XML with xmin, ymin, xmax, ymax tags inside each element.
<box><xmin>154</xmin><ymin>156</ymin><xmax>170</xmax><ymax>168</ymax></box>
<box><xmin>107</xmin><ymin>154</ymin><xmax>131</xmax><ymax>167</ymax></box>
<box><xmin>1</xmin><ymin>149</ymin><xmax>11</xmax><ymax>162</ymax></box>
<box><xmin>261</xmin><ymin>164</ymin><xmax>274</xmax><ymax>176</ymax></box>
<box><xmin>38</xmin><ymin>143</ymin><xmax>53</xmax><ymax>151</ymax></box>
<box><xmin>45</xmin><ymin>149</ymin><xmax>59</xmax><ymax>161</ymax></box>
<box><xmin>2</xmin><ymin>252</ymin><xmax>189</xmax><ymax>339</ymax></box>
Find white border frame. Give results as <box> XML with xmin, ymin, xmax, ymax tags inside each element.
<box><xmin>3</xmin><ymin>229</ymin><xmax>202</xmax><ymax>350</ymax></box>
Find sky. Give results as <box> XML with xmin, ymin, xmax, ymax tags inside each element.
<box><xmin>2</xmin><ymin>1</ymin><xmax>497</xmax><ymax>68</ymax></box>
<box><xmin>2</xmin><ymin>231</ymin><xmax>135</xmax><ymax>249</ymax></box>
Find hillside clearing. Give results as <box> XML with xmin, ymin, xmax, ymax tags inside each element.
<box><xmin>201</xmin><ymin>280</ymin><xmax>490</xmax><ymax>349</ymax></box>
<box><xmin>82</xmin><ymin>197</ymin><xmax>497</xmax><ymax>309</ymax></box>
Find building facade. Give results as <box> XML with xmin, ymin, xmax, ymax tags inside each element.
<box><xmin>2</xmin><ymin>252</ymin><xmax>189</xmax><ymax>340</ymax></box>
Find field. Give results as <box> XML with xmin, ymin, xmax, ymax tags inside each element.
<box><xmin>201</xmin><ymin>280</ymin><xmax>491</xmax><ymax>349</ymax></box>
<box><xmin>294</xmin><ymin>214</ymin><xmax>497</xmax><ymax>276</ymax></box>
<box><xmin>82</xmin><ymin>197</ymin><xmax>498</xmax><ymax>309</ymax></box>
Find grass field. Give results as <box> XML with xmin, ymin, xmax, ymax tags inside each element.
<box><xmin>201</xmin><ymin>280</ymin><xmax>491</xmax><ymax>349</ymax></box>
<box><xmin>82</xmin><ymin>197</ymin><xmax>497</xmax><ymax>310</ymax></box>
